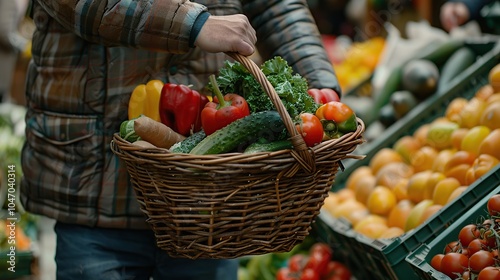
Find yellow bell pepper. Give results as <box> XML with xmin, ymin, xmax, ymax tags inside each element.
<box><xmin>128</xmin><ymin>80</ymin><xmax>163</xmax><ymax>121</ymax></box>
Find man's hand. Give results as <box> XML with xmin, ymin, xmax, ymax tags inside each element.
<box><xmin>440</xmin><ymin>2</ymin><xmax>470</xmax><ymax>32</ymax></box>
<box><xmin>194</xmin><ymin>15</ymin><xmax>257</xmax><ymax>56</ymax></box>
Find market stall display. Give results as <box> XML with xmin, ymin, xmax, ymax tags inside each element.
<box><xmin>313</xmin><ymin>42</ymin><xmax>500</xmax><ymax>280</ymax></box>
<box><xmin>406</xmin><ymin>185</ymin><xmax>500</xmax><ymax>279</ymax></box>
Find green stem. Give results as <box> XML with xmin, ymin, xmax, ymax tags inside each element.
<box><xmin>209</xmin><ymin>74</ymin><xmax>227</xmax><ymax>107</ymax></box>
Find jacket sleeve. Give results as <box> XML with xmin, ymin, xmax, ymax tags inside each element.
<box><xmin>35</xmin><ymin>0</ymin><xmax>208</xmax><ymax>53</ymax></box>
<box><xmin>242</xmin><ymin>0</ymin><xmax>341</xmax><ymax>95</ymax></box>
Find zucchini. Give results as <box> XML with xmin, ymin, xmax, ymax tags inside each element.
<box><xmin>243</xmin><ymin>139</ymin><xmax>293</xmax><ymax>154</ymax></box>
<box><xmin>437</xmin><ymin>46</ymin><xmax>476</xmax><ymax>93</ymax></box>
<box><xmin>189</xmin><ymin>111</ymin><xmax>286</xmax><ymax>155</ymax></box>
<box><xmin>170</xmin><ymin>129</ymin><xmax>206</xmax><ymax>153</ymax></box>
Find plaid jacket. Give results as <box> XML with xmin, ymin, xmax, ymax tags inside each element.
<box><xmin>21</xmin><ymin>0</ymin><xmax>340</xmax><ymax>229</ymax></box>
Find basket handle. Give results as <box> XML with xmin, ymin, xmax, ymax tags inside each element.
<box><xmin>225</xmin><ymin>52</ymin><xmax>315</xmax><ymax>173</ymax></box>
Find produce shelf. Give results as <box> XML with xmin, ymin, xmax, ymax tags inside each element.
<box><xmin>334</xmin><ymin>39</ymin><xmax>500</xmax><ymax>191</ymax></box>
<box><xmin>313</xmin><ymin>40</ymin><xmax>500</xmax><ymax>280</ymax></box>
<box><xmin>405</xmin><ymin>183</ymin><xmax>500</xmax><ymax>279</ymax></box>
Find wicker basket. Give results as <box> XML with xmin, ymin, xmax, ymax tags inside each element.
<box><xmin>110</xmin><ymin>52</ymin><xmax>365</xmax><ymax>259</ymax></box>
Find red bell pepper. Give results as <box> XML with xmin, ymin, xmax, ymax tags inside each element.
<box><xmin>201</xmin><ymin>75</ymin><xmax>250</xmax><ymax>135</ymax></box>
<box><xmin>307</xmin><ymin>88</ymin><xmax>340</xmax><ymax>105</ymax></box>
<box><xmin>315</xmin><ymin>101</ymin><xmax>357</xmax><ymax>139</ymax></box>
<box><xmin>159</xmin><ymin>83</ymin><xmax>208</xmax><ymax>136</ymax></box>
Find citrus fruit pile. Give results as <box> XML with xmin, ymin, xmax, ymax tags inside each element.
<box><xmin>321</xmin><ymin>63</ymin><xmax>500</xmax><ymax>239</ymax></box>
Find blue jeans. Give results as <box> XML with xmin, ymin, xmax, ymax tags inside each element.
<box><xmin>54</xmin><ymin>222</ymin><xmax>238</xmax><ymax>280</ymax></box>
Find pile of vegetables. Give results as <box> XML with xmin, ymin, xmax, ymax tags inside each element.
<box><xmin>120</xmin><ymin>56</ymin><xmax>358</xmax><ymax>155</ymax></box>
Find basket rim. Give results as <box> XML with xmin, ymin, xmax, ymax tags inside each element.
<box><xmin>111</xmin><ymin>117</ymin><xmax>365</xmax><ymax>161</ymax></box>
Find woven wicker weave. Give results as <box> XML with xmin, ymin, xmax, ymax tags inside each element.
<box><xmin>110</xmin><ymin>53</ymin><xmax>365</xmax><ymax>259</ymax></box>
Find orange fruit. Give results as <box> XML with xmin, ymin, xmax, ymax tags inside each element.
<box><xmin>344</xmin><ymin>208</ymin><xmax>370</xmax><ymax>227</ymax></box>
<box><xmin>354</xmin><ymin>214</ymin><xmax>388</xmax><ymax>231</ymax></box>
<box><xmin>479</xmin><ymin>129</ymin><xmax>500</xmax><ymax>160</ymax></box>
<box><xmin>488</xmin><ymin>63</ymin><xmax>500</xmax><ymax>92</ymax></box>
<box><xmin>379</xmin><ymin>227</ymin><xmax>405</xmax><ymax>239</ymax></box>
<box><xmin>446</xmin><ymin>186</ymin><xmax>468</xmax><ymax>204</ymax></box>
<box><xmin>393</xmin><ymin>136</ymin><xmax>422</xmax><ymax>164</ymax></box>
<box><xmin>367</xmin><ymin>186</ymin><xmax>397</xmax><ymax>216</ymax></box>
<box><xmin>330</xmin><ymin>199</ymin><xmax>366</xmax><ymax>219</ymax></box>
<box><xmin>322</xmin><ymin>192</ymin><xmax>341</xmax><ymax>215</ymax></box>
<box><xmin>445</xmin><ymin>164</ymin><xmax>472</xmax><ymax>186</ymax></box>
<box><xmin>353</xmin><ymin>175</ymin><xmax>377</xmax><ymax>205</ymax></box>
<box><xmin>432</xmin><ymin>149</ymin><xmax>456</xmax><ymax>173</ymax></box>
<box><xmin>460</xmin><ymin>126</ymin><xmax>491</xmax><ymax>156</ymax></box>
<box><xmin>451</xmin><ymin>128</ymin><xmax>469</xmax><ymax>150</ymax></box>
<box><xmin>413</xmin><ymin>124</ymin><xmax>430</xmax><ymax>146</ymax></box>
<box><xmin>457</xmin><ymin>97</ymin><xmax>487</xmax><ymax>128</ymax></box>
<box><xmin>346</xmin><ymin>166</ymin><xmax>373</xmax><ymax>191</ymax></box>
<box><xmin>487</xmin><ymin>93</ymin><xmax>500</xmax><ymax>104</ymax></box>
<box><xmin>418</xmin><ymin>204</ymin><xmax>443</xmax><ymax>224</ymax></box>
<box><xmin>407</xmin><ymin>171</ymin><xmax>433</xmax><ymax>204</ymax></box>
<box><xmin>405</xmin><ymin>199</ymin><xmax>434</xmax><ymax>232</ymax></box>
<box><xmin>445</xmin><ymin>97</ymin><xmax>468</xmax><ymax>122</ymax></box>
<box><xmin>387</xmin><ymin>199</ymin><xmax>415</xmax><ymax>229</ymax></box>
<box><xmin>475</xmin><ymin>84</ymin><xmax>495</xmax><ymax>101</ymax></box>
<box><xmin>432</xmin><ymin>177</ymin><xmax>461</xmax><ymax>205</ymax></box>
<box><xmin>336</xmin><ymin>188</ymin><xmax>356</xmax><ymax>203</ymax></box>
<box><xmin>423</xmin><ymin>172</ymin><xmax>446</xmax><ymax>200</ymax></box>
<box><xmin>444</xmin><ymin>150</ymin><xmax>477</xmax><ymax>173</ymax></box>
<box><xmin>375</xmin><ymin>162</ymin><xmax>414</xmax><ymax>190</ymax></box>
<box><xmin>480</xmin><ymin>102</ymin><xmax>500</xmax><ymax>130</ymax></box>
<box><xmin>369</xmin><ymin>148</ymin><xmax>404</xmax><ymax>175</ymax></box>
<box><xmin>411</xmin><ymin>146</ymin><xmax>439</xmax><ymax>173</ymax></box>
<box><xmin>465</xmin><ymin>154</ymin><xmax>500</xmax><ymax>185</ymax></box>
<box><xmin>393</xmin><ymin>178</ymin><xmax>410</xmax><ymax>201</ymax></box>
<box><xmin>355</xmin><ymin>222</ymin><xmax>389</xmax><ymax>239</ymax></box>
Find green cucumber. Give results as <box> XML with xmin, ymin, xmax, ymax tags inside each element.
<box><xmin>437</xmin><ymin>46</ymin><xmax>476</xmax><ymax>93</ymax></box>
<box><xmin>243</xmin><ymin>139</ymin><xmax>293</xmax><ymax>154</ymax></box>
<box><xmin>189</xmin><ymin>111</ymin><xmax>286</xmax><ymax>155</ymax></box>
<box><xmin>417</xmin><ymin>39</ymin><xmax>464</xmax><ymax>68</ymax></box>
<box><xmin>170</xmin><ymin>129</ymin><xmax>206</xmax><ymax>153</ymax></box>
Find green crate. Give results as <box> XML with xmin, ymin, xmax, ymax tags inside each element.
<box><xmin>312</xmin><ymin>41</ymin><xmax>500</xmax><ymax>280</ymax></box>
<box><xmin>406</xmin><ymin>183</ymin><xmax>500</xmax><ymax>279</ymax></box>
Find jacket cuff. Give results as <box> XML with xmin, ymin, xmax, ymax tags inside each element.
<box><xmin>189</xmin><ymin>11</ymin><xmax>210</xmax><ymax>48</ymax></box>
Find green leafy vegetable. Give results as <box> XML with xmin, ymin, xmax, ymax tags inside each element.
<box><xmin>210</xmin><ymin>56</ymin><xmax>318</xmax><ymax>118</ymax></box>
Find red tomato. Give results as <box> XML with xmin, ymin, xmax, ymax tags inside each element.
<box><xmin>478</xmin><ymin>266</ymin><xmax>500</xmax><ymax>280</ymax></box>
<box><xmin>295</xmin><ymin>113</ymin><xmax>324</xmax><ymax>147</ymax></box>
<box><xmin>300</xmin><ymin>268</ymin><xmax>320</xmax><ymax>280</ymax></box>
<box><xmin>309</xmin><ymin>243</ymin><xmax>333</xmax><ymax>260</ymax></box>
<box><xmin>276</xmin><ymin>267</ymin><xmax>299</xmax><ymax>280</ymax></box>
<box><xmin>487</xmin><ymin>194</ymin><xmax>500</xmax><ymax>217</ymax></box>
<box><xmin>444</xmin><ymin>241</ymin><xmax>461</xmax><ymax>254</ymax></box>
<box><xmin>307</xmin><ymin>88</ymin><xmax>340</xmax><ymax>104</ymax></box>
<box><xmin>323</xmin><ymin>261</ymin><xmax>352</xmax><ymax>280</ymax></box>
<box><xmin>288</xmin><ymin>254</ymin><xmax>308</xmax><ymax>272</ymax></box>
<box><xmin>468</xmin><ymin>238</ymin><xmax>488</xmax><ymax>256</ymax></box>
<box><xmin>458</xmin><ymin>224</ymin><xmax>480</xmax><ymax>247</ymax></box>
<box><xmin>440</xmin><ymin>252</ymin><xmax>469</xmax><ymax>279</ymax></box>
<box><xmin>469</xmin><ymin>250</ymin><xmax>495</xmax><ymax>273</ymax></box>
<box><xmin>304</xmin><ymin>252</ymin><xmax>330</xmax><ymax>277</ymax></box>
<box><xmin>430</xmin><ymin>254</ymin><xmax>444</xmax><ymax>270</ymax></box>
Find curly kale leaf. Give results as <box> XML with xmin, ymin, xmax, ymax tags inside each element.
<box><xmin>210</xmin><ymin>57</ymin><xmax>318</xmax><ymax>118</ymax></box>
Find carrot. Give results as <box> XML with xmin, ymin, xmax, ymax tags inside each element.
<box><xmin>133</xmin><ymin>116</ymin><xmax>186</xmax><ymax>149</ymax></box>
